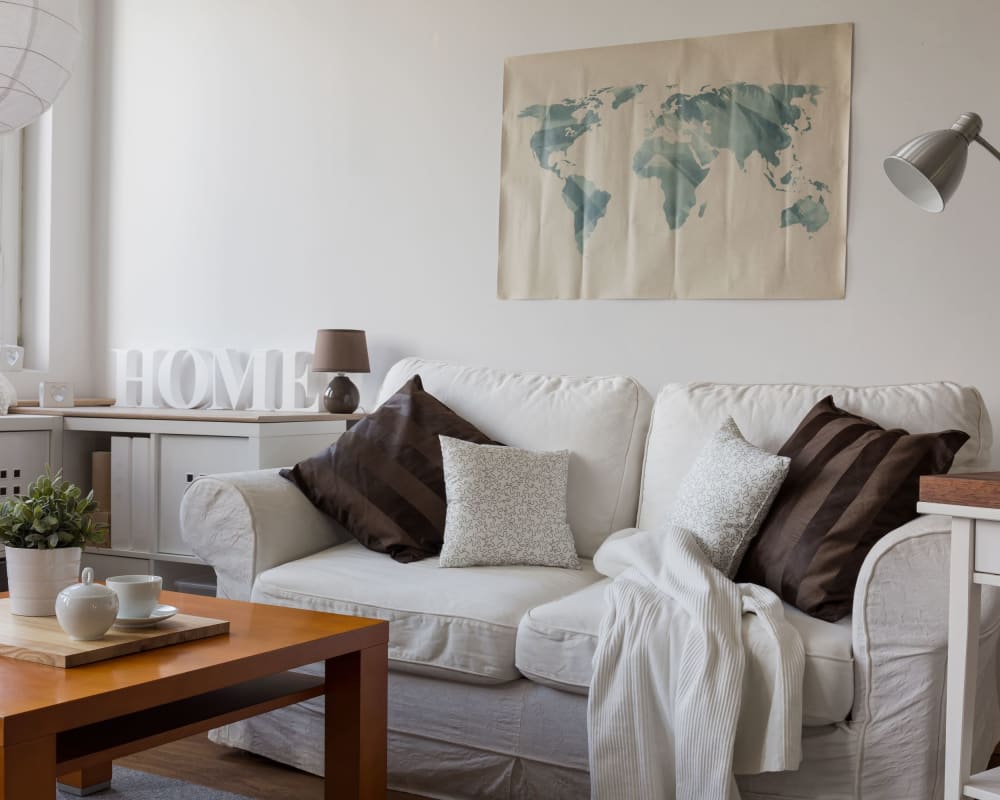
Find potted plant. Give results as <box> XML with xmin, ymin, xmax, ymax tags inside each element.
<box><xmin>0</xmin><ymin>469</ymin><xmax>107</xmax><ymax>616</ymax></box>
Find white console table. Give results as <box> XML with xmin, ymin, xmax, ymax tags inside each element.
<box><xmin>919</xmin><ymin>472</ymin><xmax>1000</xmax><ymax>800</ymax></box>
<box><xmin>5</xmin><ymin>406</ymin><xmax>358</xmax><ymax>590</ymax></box>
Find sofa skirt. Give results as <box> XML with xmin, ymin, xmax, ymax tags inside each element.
<box><xmin>211</xmin><ymin>671</ymin><xmax>591</xmax><ymax>799</ymax></box>
<box><xmin>211</xmin><ymin>667</ymin><xmax>999</xmax><ymax>800</ymax></box>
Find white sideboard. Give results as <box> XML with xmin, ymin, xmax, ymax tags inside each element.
<box><xmin>0</xmin><ymin>415</ymin><xmax>61</xmax><ymax>495</ymax></box>
<box><xmin>4</xmin><ymin>407</ymin><xmax>357</xmax><ymax>591</ymax></box>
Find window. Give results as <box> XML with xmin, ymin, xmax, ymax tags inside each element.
<box><xmin>0</xmin><ymin>130</ymin><xmax>21</xmax><ymax>346</ymax></box>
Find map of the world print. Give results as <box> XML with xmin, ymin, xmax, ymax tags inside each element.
<box><xmin>498</xmin><ymin>24</ymin><xmax>852</xmax><ymax>299</ymax></box>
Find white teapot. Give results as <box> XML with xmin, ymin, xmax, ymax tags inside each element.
<box><xmin>55</xmin><ymin>567</ymin><xmax>119</xmax><ymax>641</ymax></box>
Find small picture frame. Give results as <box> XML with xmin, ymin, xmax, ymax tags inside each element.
<box><xmin>39</xmin><ymin>382</ymin><xmax>74</xmax><ymax>408</ymax></box>
<box><xmin>0</xmin><ymin>344</ymin><xmax>24</xmax><ymax>372</ymax></box>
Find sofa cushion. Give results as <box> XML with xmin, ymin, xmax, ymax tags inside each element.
<box><xmin>515</xmin><ymin>579</ymin><xmax>855</xmax><ymax>726</ymax></box>
<box><xmin>377</xmin><ymin>359</ymin><xmax>652</xmax><ymax>558</ymax></box>
<box><xmin>638</xmin><ymin>382</ymin><xmax>992</xmax><ymax>531</ymax></box>
<box><xmin>252</xmin><ymin>540</ymin><xmax>602</xmax><ymax>683</ymax></box>
<box><xmin>281</xmin><ymin>376</ymin><xmax>499</xmax><ymax>563</ymax></box>
<box><xmin>438</xmin><ymin>437</ymin><xmax>580</xmax><ymax>569</ymax></box>
<box><xmin>670</xmin><ymin>417</ymin><xmax>790</xmax><ymax>577</ymax></box>
<box><xmin>737</xmin><ymin>396</ymin><xmax>968</xmax><ymax>621</ymax></box>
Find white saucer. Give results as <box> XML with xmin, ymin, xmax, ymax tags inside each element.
<box><xmin>113</xmin><ymin>604</ymin><xmax>179</xmax><ymax>629</ymax></box>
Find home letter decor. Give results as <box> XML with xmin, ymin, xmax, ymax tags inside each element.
<box><xmin>498</xmin><ymin>23</ymin><xmax>852</xmax><ymax>299</ymax></box>
<box><xmin>280</xmin><ymin>350</ymin><xmax>318</xmax><ymax>411</ymax></box>
<box><xmin>112</xmin><ymin>349</ymin><xmax>317</xmax><ymax>411</ymax></box>
<box><xmin>157</xmin><ymin>349</ymin><xmax>214</xmax><ymax>409</ymax></box>
<box><xmin>113</xmin><ymin>349</ymin><xmax>161</xmax><ymax>408</ymax></box>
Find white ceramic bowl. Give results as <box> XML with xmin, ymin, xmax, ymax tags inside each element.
<box><xmin>55</xmin><ymin>567</ymin><xmax>119</xmax><ymax>641</ymax></box>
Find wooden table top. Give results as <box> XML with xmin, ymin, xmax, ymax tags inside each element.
<box><xmin>0</xmin><ymin>592</ymin><xmax>387</xmax><ymax>745</ymax></box>
<box><xmin>919</xmin><ymin>472</ymin><xmax>1000</xmax><ymax>510</ymax></box>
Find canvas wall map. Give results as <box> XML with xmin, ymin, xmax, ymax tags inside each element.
<box><xmin>498</xmin><ymin>24</ymin><xmax>852</xmax><ymax>299</ymax></box>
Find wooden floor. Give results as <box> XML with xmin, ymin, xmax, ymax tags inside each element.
<box><xmin>119</xmin><ymin>733</ymin><xmax>423</xmax><ymax>799</ymax></box>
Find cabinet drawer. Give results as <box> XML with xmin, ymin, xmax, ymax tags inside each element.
<box><xmin>158</xmin><ymin>436</ymin><xmax>253</xmax><ymax>556</ymax></box>
<box><xmin>975</xmin><ymin>520</ymin><xmax>1000</xmax><ymax>575</ymax></box>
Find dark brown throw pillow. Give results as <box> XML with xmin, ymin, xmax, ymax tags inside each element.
<box><xmin>736</xmin><ymin>396</ymin><xmax>968</xmax><ymax>621</ymax></box>
<box><xmin>281</xmin><ymin>376</ymin><xmax>499</xmax><ymax>562</ymax></box>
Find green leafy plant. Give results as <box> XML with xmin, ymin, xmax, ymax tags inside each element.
<box><xmin>0</xmin><ymin>468</ymin><xmax>107</xmax><ymax>549</ymax></box>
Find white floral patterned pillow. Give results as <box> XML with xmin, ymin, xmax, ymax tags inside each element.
<box><xmin>670</xmin><ymin>418</ymin><xmax>790</xmax><ymax>578</ymax></box>
<box><xmin>438</xmin><ymin>436</ymin><xmax>580</xmax><ymax>569</ymax></box>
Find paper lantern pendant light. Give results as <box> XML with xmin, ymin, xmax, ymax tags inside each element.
<box><xmin>0</xmin><ymin>0</ymin><xmax>80</xmax><ymax>134</ymax></box>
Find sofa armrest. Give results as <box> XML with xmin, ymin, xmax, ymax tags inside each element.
<box><xmin>180</xmin><ymin>469</ymin><xmax>350</xmax><ymax>601</ymax></box>
<box><xmin>849</xmin><ymin>514</ymin><xmax>1000</xmax><ymax>794</ymax></box>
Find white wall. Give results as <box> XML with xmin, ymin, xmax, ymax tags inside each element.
<box><xmin>91</xmin><ymin>1</ymin><xmax>1000</xmax><ymax>440</ymax></box>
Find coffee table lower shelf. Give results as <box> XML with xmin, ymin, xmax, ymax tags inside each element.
<box><xmin>56</xmin><ymin>671</ymin><xmax>324</xmax><ymax>776</ymax></box>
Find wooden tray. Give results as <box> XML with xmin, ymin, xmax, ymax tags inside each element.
<box><xmin>0</xmin><ymin>599</ymin><xmax>229</xmax><ymax>668</ymax></box>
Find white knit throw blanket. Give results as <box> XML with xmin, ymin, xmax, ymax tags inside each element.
<box><xmin>588</xmin><ymin>528</ymin><xmax>805</xmax><ymax>800</ymax></box>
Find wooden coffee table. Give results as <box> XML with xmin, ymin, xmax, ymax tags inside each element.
<box><xmin>0</xmin><ymin>590</ymin><xmax>388</xmax><ymax>799</ymax></box>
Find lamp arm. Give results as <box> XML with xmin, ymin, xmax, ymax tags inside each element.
<box><xmin>976</xmin><ymin>134</ymin><xmax>1000</xmax><ymax>163</ymax></box>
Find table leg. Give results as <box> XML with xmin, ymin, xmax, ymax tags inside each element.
<box><xmin>57</xmin><ymin>762</ymin><xmax>113</xmax><ymax>796</ymax></box>
<box><xmin>0</xmin><ymin>735</ymin><xmax>56</xmax><ymax>799</ymax></box>
<box><xmin>325</xmin><ymin>642</ymin><xmax>388</xmax><ymax>800</ymax></box>
<box><xmin>945</xmin><ymin>517</ymin><xmax>981</xmax><ymax>800</ymax></box>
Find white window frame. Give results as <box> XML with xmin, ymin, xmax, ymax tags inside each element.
<box><xmin>0</xmin><ymin>130</ymin><xmax>21</xmax><ymax>347</ymax></box>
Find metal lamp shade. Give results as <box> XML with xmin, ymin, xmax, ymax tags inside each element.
<box><xmin>884</xmin><ymin>131</ymin><xmax>969</xmax><ymax>212</ymax></box>
<box><xmin>883</xmin><ymin>112</ymin><xmax>982</xmax><ymax>212</ymax></box>
<box><xmin>312</xmin><ymin>329</ymin><xmax>370</xmax><ymax>374</ymax></box>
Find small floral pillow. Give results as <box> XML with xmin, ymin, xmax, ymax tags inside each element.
<box><xmin>438</xmin><ymin>436</ymin><xmax>580</xmax><ymax>569</ymax></box>
<box><xmin>669</xmin><ymin>418</ymin><xmax>790</xmax><ymax>578</ymax></box>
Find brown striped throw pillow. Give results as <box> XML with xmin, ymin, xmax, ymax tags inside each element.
<box><xmin>736</xmin><ymin>396</ymin><xmax>968</xmax><ymax>621</ymax></box>
<box><xmin>281</xmin><ymin>376</ymin><xmax>499</xmax><ymax>563</ymax></box>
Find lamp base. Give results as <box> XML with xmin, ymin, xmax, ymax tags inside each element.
<box><xmin>324</xmin><ymin>374</ymin><xmax>360</xmax><ymax>414</ymax></box>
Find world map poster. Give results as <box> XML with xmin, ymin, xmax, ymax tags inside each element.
<box><xmin>498</xmin><ymin>24</ymin><xmax>852</xmax><ymax>299</ymax></box>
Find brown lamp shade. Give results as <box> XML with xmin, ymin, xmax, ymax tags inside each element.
<box><xmin>312</xmin><ymin>329</ymin><xmax>370</xmax><ymax>374</ymax></box>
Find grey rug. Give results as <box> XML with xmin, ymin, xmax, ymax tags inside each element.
<box><xmin>57</xmin><ymin>766</ymin><xmax>253</xmax><ymax>799</ymax></box>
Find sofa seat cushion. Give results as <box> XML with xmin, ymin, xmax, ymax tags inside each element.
<box><xmin>515</xmin><ymin>579</ymin><xmax>855</xmax><ymax>726</ymax></box>
<box><xmin>252</xmin><ymin>540</ymin><xmax>602</xmax><ymax>683</ymax></box>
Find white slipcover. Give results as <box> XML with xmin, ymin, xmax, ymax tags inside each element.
<box><xmin>210</xmin><ymin>516</ymin><xmax>1000</xmax><ymax>800</ymax></box>
<box><xmin>252</xmin><ymin>539</ymin><xmax>601</xmax><ymax>683</ymax></box>
<box><xmin>181</xmin><ymin>368</ymin><xmax>1000</xmax><ymax>800</ymax></box>
<box><xmin>515</xmin><ymin>578</ymin><xmax>854</xmax><ymax>726</ymax></box>
<box><xmin>377</xmin><ymin>358</ymin><xmax>652</xmax><ymax>557</ymax></box>
<box><xmin>638</xmin><ymin>381</ymin><xmax>992</xmax><ymax>530</ymax></box>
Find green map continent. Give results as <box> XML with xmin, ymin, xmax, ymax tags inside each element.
<box><xmin>518</xmin><ymin>84</ymin><xmax>645</xmax><ymax>252</ymax></box>
<box><xmin>639</xmin><ymin>82</ymin><xmax>827</xmax><ymax>231</ymax></box>
<box><xmin>518</xmin><ymin>80</ymin><xmax>831</xmax><ymax>252</ymax></box>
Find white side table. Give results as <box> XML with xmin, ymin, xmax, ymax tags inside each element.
<box><xmin>919</xmin><ymin>472</ymin><xmax>1000</xmax><ymax>800</ymax></box>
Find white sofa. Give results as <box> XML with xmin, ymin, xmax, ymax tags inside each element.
<box><xmin>181</xmin><ymin>359</ymin><xmax>1000</xmax><ymax>800</ymax></box>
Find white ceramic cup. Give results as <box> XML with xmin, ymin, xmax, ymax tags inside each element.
<box><xmin>106</xmin><ymin>574</ymin><xmax>162</xmax><ymax>618</ymax></box>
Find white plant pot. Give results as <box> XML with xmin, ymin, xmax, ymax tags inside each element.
<box><xmin>5</xmin><ymin>546</ymin><xmax>82</xmax><ymax>616</ymax></box>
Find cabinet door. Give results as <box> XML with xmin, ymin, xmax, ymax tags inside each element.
<box><xmin>0</xmin><ymin>431</ymin><xmax>50</xmax><ymax>500</ymax></box>
<box><xmin>0</xmin><ymin>430</ymin><xmax>50</xmax><ymax>560</ymax></box>
<box><xmin>158</xmin><ymin>436</ymin><xmax>252</xmax><ymax>555</ymax></box>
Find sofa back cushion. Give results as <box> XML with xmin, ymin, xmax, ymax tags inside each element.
<box><xmin>638</xmin><ymin>381</ymin><xmax>992</xmax><ymax>530</ymax></box>
<box><xmin>377</xmin><ymin>358</ymin><xmax>652</xmax><ymax>558</ymax></box>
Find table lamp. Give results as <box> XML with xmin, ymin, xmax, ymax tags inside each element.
<box><xmin>312</xmin><ymin>329</ymin><xmax>370</xmax><ymax>413</ymax></box>
<box><xmin>884</xmin><ymin>112</ymin><xmax>1000</xmax><ymax>211</ymax></box>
